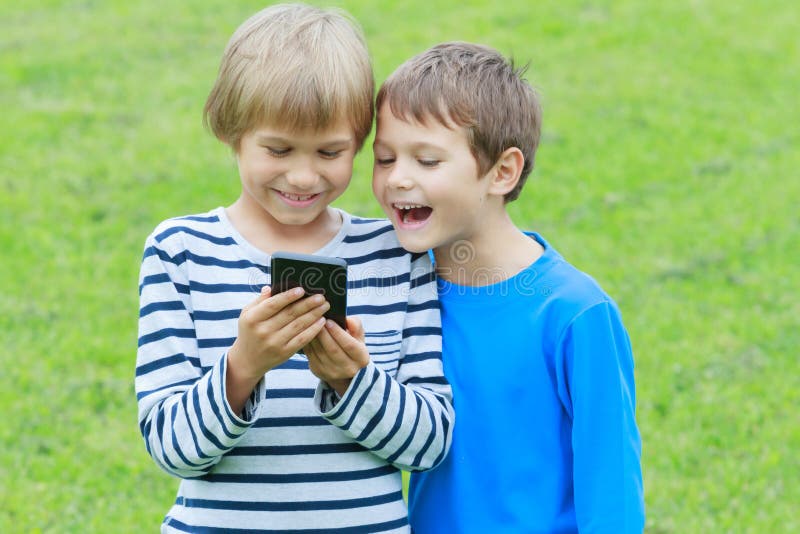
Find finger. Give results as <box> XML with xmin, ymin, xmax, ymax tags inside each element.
<box><xmin>273</xmin><ymin>294</ymin><xmax>330</xmax><ymax>330</ymax></box>
<box><xmin>241</xmin><ymin>285</ymin><xmax>271</xmax><ymax>314</ymax></box>
<box><xmin>345</xmin><ymin>316</ymin><xmax>365</xmax><ymax>342</ymax></box>
<box><xmin>314</xmin><ymin>323</ymin><xmax>348</xmax><ymax>363</ymax></box>
<box><xmin>304</xmin><ymin>338</ymin><xmax>324</xmax><ymax>376</ymax></box>
<box><xmin>274</xmin><ymin>301</ymin><xmax>330</xmax><ymax>347</ymax></box>
<box><xmin>258</xmin><ymin>286</ymin><xmax>306</xmax><ymax>314</ymax></box>
<box><xmin>325</xmin><ymin>320</ymin><xmax>370</xmax><ymax>366</ymax></box>
<box><xmin>324</xmin><ymin>319</ymin><xmax>353</xmax><ymax>346</ymax></box>
<box><xmin>284</xmin><ymin>316</ymin><xmax>327</xmax><ymax>355</ymax></box>
<box><xmin>249</xmin><ymin>287</ymin><xmax>313</xmax><ymax>323</ymax></box>
<box><xmin>304</xmin><ymin>337</ymin><xmax>321</xmax><ymax>360</ymax></box>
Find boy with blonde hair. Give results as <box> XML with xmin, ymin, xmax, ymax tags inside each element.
<box><xmin>136</xmin><ymin>5</ymin><xmax>453</xmax><ymax>532</ymax></box>
<box><xmin>373</xmin><ymin>42</ymin><xmax>644</xmax><ymax>533</ymax></box>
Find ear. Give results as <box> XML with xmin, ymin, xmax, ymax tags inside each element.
<box><xmin>486</xmin><ymin>147</ymin><xmax>525</xmax><ymax>197</ymax></box>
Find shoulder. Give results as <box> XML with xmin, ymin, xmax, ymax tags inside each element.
<box><xmin>530</xmin><ymin>234</ymin><xmax>621</xmax><ymax>324</ymax></box>
<box><xmin>547</xmin><ymin>261</ymin><xmax>613</xmax><ymax>312</ymax></box>
<box><xmin>339</xmin><ymin>214</ymin><xmax>431</xmax><ymax>267</ymax></box>
<box><xmin>145</xmin><ymin>208</ymin><xmax>231</xmax><ymax>252</ymax></box>
<box><xmin>534</xmin><ymin>243</ymin><xmax>632</xmax><ymax>366</ymax></box>
<box><xmin>342</xmin><ymin>215</ymin><xmax>398</xmax><ymax>246</ymax></box>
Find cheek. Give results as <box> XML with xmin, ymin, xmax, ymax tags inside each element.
<box><xmin>330</xmin><ymin>159</ymin><xmax>354</xmax><ymax>183</ymax></box>
<box><xmin>371</xmin><ymin>171</ymin><xmax>384</xmax><ymax>196</ymax></box>
<box><xmin>238</xmin><ymin>156</ymin><xmax>270</xmax><ymax>180</ymax></box>
<box><xmin>236</xmin><ymin>161</ymin><xmax>255</xmax><ymax>186</ymax></box>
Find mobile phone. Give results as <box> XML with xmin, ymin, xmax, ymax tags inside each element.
<box><xmin>270</xmin><ymin>251</ymin><xmax>348</xmax><ymax>329</ymax></box>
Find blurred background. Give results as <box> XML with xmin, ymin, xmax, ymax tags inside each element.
<box><xmin>1</xmin><ymin>1</ymin><xmax>797</xmax><ymax>531</ymax></box>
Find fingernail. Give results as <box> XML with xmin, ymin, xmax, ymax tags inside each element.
<box><xmin>293</xmin><ymin>287</ymin><xmax>305</xmax><ymax>296</ymax></box>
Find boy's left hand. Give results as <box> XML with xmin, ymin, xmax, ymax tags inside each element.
<box><xmin>305</xmin><ymin>316</ymin><xmax>370</xmax><ymax>397</ymax></box>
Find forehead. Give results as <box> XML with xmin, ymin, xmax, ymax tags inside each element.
<box><xmin>248</xmin><ymin>119</ymin><xmax>356</xmax><ymax>143</ymax></box>
<box><xmin>375</xmin><ymin>104</ymin><xmax>468</xmax><ymax>147</ymax></box>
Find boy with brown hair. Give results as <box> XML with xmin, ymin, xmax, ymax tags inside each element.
<box><xmin>135</xmin><ymin>5</ymin><xmax>453</xmax><ymax>532</ymax></box>
<box><xmin>373</xmin><ymin>42</ymin><xmax>644</xmax><ymax>533</ymax></box>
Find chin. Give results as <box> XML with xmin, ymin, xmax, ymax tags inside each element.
<box><xmin>394</xmin><ymin>231</ymin><xmax>435</xmax><ymax>254</ymax></box>
<box><xmin>398</xmin><ymin>241</ymin><xmax>429</xmax><ymax>254</ymax></box>
<box><xmin>273</xmin><ymin>208</ymin><xmax>326</xmax><ymax>226</ymax></box>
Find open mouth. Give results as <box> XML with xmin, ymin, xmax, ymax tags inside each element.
<box><xmin>275</xmin><ymin>190</ymin><xmax>321</xmax><ymax>207</ymax></box>
<box><xmin>392</xmin><ymin>202</ymin><xmax>433</xmax><ymax>228</ymax></box>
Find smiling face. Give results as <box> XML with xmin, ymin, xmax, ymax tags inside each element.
<box><xmin>372</xmin><ymin>104</ymin><xmax>494</xmax><ymax>254</ymax></box>
<box><xmin>235</xmin><ymin>121</ymin><xmax>356</xmax><ymax>232</ymax></box>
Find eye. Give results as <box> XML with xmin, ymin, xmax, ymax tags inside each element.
<box><xmin>266</xmin><ymin>146</ymin><xmax>290</xmax><ymax>157</ymax></box>
<box><xmin>318</xmin><ymin>150</ymin><xmax>343</xmax><ymax>159</ymax></box>
<box><xmin>374</xmin><ymin>156</ymin><xmax>396</xmax><ymax>167</ymax></box>
<box><xmin>418</xmin><ymin>159</ymin><xmax>440</xmax><ymax>168</ymax></box>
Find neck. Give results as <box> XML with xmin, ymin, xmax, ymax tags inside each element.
<box><xmin>434</xmin><ymin>209</ymin><xmax>543</xmax><ymax>286</ymax></box>
<box><xmin>227</xmin><ymin>197</ymin><xmax>341</xmax><ymax>254</ymax></box>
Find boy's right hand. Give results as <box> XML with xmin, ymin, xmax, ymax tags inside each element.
<box><xmin>225</xmin><ymin>286</ymin><xmax>330</xmax><ymax>413</ymax></box>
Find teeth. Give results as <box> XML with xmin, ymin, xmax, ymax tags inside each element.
<box><xmin>393</xmin><ymin>203</ymin><xmax>427</xmax><ymax>210</ymax></box>
<box><xmin>282</xmin><ymin>192</ymin><xmax>315</xmax><ymax>201</ymax></box>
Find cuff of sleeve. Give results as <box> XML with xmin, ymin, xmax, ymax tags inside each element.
<box><xmin>242</xmin><ymin>378</ymin><xmax>266</xmax><ymax>422</ymax></box>
<box><xmin>320</xmin><ymin>361</ymin><xmax>386</xmax><ymax>434</ymax></box>
<box><xmin>314</xmin><ymin>381</ymin><xmax>342</xmax><ymax>413</ymax></box>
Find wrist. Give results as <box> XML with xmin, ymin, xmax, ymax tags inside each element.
<box><xmin>227</xmin><ymin>341</ymin><xmax>267</xmax><ymax>383</ymax></box>
<box><xmin>328</xmin><ymin>378</ymin><xmax>352</xmax><ymax>397</ymax></box>
<box><xmin>225</xmin><ymin>349</ymin><xmax>265</xmax><ymax>416</ymax></box>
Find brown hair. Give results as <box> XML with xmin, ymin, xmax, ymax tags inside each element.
<box><xmin>204</xmin><ymin>3</ymin><xmax>374</xmax><ymax>150</ymax></box>
<box><xmin>376</xmin><ymin>42</ymin><xmax>542</xmax><ymax>202</ymax></box>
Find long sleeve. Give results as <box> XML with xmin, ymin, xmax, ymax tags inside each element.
<box><xmin>558</xmin><ymin>300</ymin><xmax>645</xmax><ymax>533</ymax></box>
<box><xmin>135</xmin><ymin>234</ymin><xmax>260</xmax><ymax>478</ymax></box>
<box><xmin>316</xmin><ymin>253</ymin><xmax>454</xmax><ymax>471</ymax></box>
<box><xmin>135</xmin><ymin>211</ymin><xmax>445</xmax><ymax>531</ymax></box>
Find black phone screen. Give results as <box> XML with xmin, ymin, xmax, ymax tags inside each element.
<box><xmin>270</xmin><ymin>251</ymin><xmax>348</xmax><ymax>329</ymax></box>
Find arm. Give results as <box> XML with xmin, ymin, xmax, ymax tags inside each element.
<box><xmin>136</xmin><ymin>235</ymin><xmax>328</xmax><ymax>478</ymax></box>
<box><xmin>558</xmin><ymin>301</ymin><xmax>645</xmax><ymax>533</ymax></box>
<box><xmin>306</xmin><ymin>254</ymin><xmax>454</xmax><ymax>471</ymax></box>
<box><xmin>135</xmin><ymin>234</ymin><xmax>251</xmax><ymax>478</ymax></box>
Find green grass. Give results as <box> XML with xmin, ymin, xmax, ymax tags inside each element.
<box><xmin>1</xmin><ymin>1</ymin><xmax>798</xmax><ymax>532</ymax></box>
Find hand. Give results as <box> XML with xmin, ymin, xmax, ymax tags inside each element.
<box><xmin>305</xmin><ymin>316</ymin><xmax>370</xmax><ymax>397</ymax></box>
<box><xmin>226</xmin><ymin>286</ymin><xmax>330</xmax><ymax>413</ymax></box>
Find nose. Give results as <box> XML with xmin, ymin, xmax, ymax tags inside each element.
<box><xmin>285</xmin><ymin>157</ymin><xmax>320</xmax><ymax>190</ymax></box>
<box><xmin>384</xmin><ymin>160</ymin><xmax>413</xmax><ymax>190</ymax></box>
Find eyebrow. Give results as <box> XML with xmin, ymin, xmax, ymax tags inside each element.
<box><xmin>256</xmin><ymin>135</ymin><xmax>353</xmax><ymax>147</ymax></box>
<box><xmin>373</xmin><ymin>139</ymin><xmax>445</xmax><ymax>152</ymax></box>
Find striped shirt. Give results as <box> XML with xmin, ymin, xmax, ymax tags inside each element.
<box><xmin>136</xmin><ymin>207</ymin><xmax>454</xmax><ymax>533</ymax></box>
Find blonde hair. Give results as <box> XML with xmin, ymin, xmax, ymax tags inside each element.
<box><xmin>204</xmin><ymin>3</ymin><xmax>374</xmax><ymax>149</ymax></box>
<box><xmin>376</xmin><ymin>42</ymin><xmax>542</xmax><ymax>202</ymax></box>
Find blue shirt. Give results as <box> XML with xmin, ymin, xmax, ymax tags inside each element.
<box><xmin>409</xmin><ymin>233</ymin><xmax>644</xmax><ymax>533</ymax></box>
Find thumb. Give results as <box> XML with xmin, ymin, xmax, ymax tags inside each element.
<box><xmin>345</xmin><ymin>316</ymin><xmax>365</xmax><ymax>342</ymax></box>
<box><xmin>244</xmin><ymin>285</ymin><xmax>272</xmax><ymax>311</ymax></box>
<box><xmin>246</xmin><ymin>285</ymin><xmax>271</xmax><ymax>308</ymax></box>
